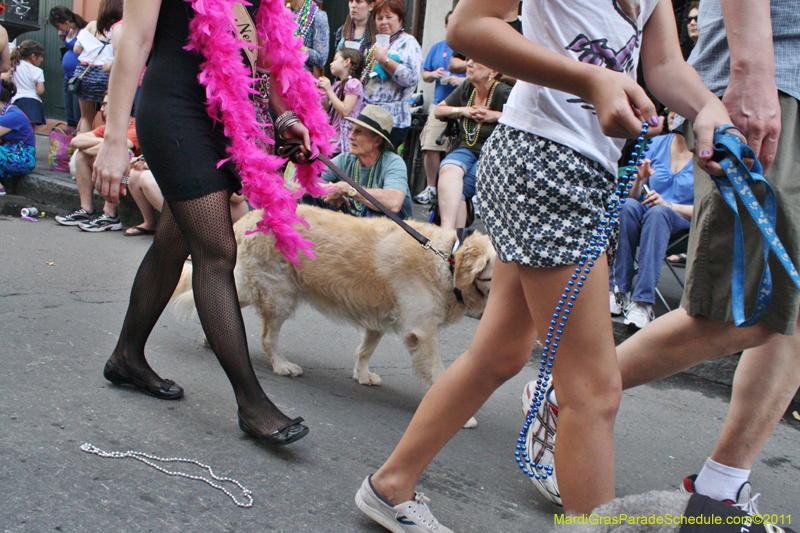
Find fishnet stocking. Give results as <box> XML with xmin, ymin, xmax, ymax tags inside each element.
<box><xmin>112</xmin><ymin>190</ymin><xmax>291</xmax><ymax>434</ymax></box>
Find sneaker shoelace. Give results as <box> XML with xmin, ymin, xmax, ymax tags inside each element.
<box><xmin>733</xmin><ymin>492</ymin><xmax>760</xmax><ymax>516</ymax></box>
<box><xmin>407</xmin><ymin>493</ymin><xmax>441</xmax><ymax>531</ymax></box>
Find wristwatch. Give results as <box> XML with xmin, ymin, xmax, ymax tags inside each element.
<box><xmin>347</xmin><ymin>186</ymin><xmax>358</xmax><ymax>198</ymax></box>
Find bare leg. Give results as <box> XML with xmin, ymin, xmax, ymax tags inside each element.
<box><xmin>229</xmin><ymin>193</ymin><xmax>249</xmax><ymax>224</ymax></box>
<box><xmin>74</xmin><ymin>150</ymin><xmax>96</xmax><ymax>213</ymax></box>
<box><xmin>141</xmin><ymin>171</ymin><xmax>164</xmax><ymax>212</ymax></box>
<box><xmin>77</xmin><ymin>99</ymin><xmax>97</xmax><ymax>133</ymax></box>
<box><xmin>437</xmin><ymin>164</ymin><xmax>465</xmax><ymax>230</ymax></box>
<box><xmin>711</xmin><ymin>317</ymin><xmax>800</xmax><ymax>469</ymax></box>
<box><xmin>617</xmin><ymin>308</ymin><xmax>779</xmax><ymax>390</ymax></box>
<box><xmin>371</xmin><ymin>257</ymin><xmax>621</xmax><ymax>514</ymax></box>
<box><xmin>423</xmin><ymin>150</ymin><xmax>442</xmax><ymax>188</ymax></box>
<box><xmin>128</xmin><ymin>169</ymin><xmax>158</xmax><ymax>230</ymax></box>
<box><xmin>371</xmin><ymin>260</ymin><xmax>537</xmax><ymax>504</ymax></box>
<box><xmin>518</xmin><ymin>258</ymin><xmax>621</xmax><ymax>513</ymax></box>
<box><xmin>456</xmin><ymin>200</ymin><xmax>468</xmax><ymax>228</ymax></box>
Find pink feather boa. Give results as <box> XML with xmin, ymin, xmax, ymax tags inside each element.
<box><xmin>185</xmin><ymin>0</ymin><xmax>334</xmax><ymax>265</ymax></box>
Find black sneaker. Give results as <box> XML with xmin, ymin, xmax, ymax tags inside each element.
<box><xmin>55</xmin><ymin>207</ymin><xmax>93</xmax><ymax>226</ymax></box>
<box><xmin>78</xmin><ymin>212</ymin><xmax>122</xmax><ymax>232</ymax></box>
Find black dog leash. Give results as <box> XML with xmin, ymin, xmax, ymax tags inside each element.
<box><xmin>279</xmin><ymin>141</ymin><xmax>456</xmax><ymax>265</ymax></box>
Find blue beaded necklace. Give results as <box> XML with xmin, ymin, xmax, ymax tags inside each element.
<box><xmin>515</xmin><ymin>121</ymin><xmax>652</xmax><ymax>481</ymax></box>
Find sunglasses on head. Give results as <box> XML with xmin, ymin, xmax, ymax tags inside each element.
<box><xmin>686</xmin><ymin>15</ymin><xmax>697</xmax><ymax>23</ymax></box>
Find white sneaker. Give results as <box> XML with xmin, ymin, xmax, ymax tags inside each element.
<box><xmin>356</xmin><ymin>476</ymin><xmax>453</xmax><ymax>533</ymax></box>
<box><xmin>413</xmin><ymin>188</ymin><xmax>436</xmax><ymax>205</ymax></box>
<box><xmin>623</xmin><ymin>301</ymin><xmax>654</xmax><ymax>329</ymax></box>
<box><xmin>521</xmin><ymin>381</ymin><xmax>562</xmax><ymax>506</ymax></box>
<box><xmin>609</xmin><ymin>290</ymin><xmax>629</xmax><ymax>316</ymax></box>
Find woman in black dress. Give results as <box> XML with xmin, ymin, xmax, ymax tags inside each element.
<box><xmin>93</xmin><ymin>0</ymin><xmax>315</xmax><ymax>446</ymax></box>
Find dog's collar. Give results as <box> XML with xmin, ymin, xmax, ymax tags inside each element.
<box><xmin>450</xmin><ymin>228</ymin><xmax>476</xmax><ymax>303</ymax></box>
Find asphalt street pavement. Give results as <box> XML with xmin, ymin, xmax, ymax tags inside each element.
<box><xmin>2</xmin><ymin>214</ymin><xmax>798</xmax><ymax>532</ymax></box>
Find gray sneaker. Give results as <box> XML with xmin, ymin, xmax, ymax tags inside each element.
<box><xmin>78</xmin><ymin>212</ymin><xmax>122</xmax><ymax>232</ymax></box>
<box><xmin>55</xmin><ymin>207</ymin><xmax>93</xmax><ymax>226</ymax></box>
<box><xmin>355</xmin><ymin>476</ymin><xmax>453</xmax><ymax>533</ymax></box>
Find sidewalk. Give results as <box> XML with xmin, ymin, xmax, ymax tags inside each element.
<box><xmin>0</xmin><ymin>132</ymin><xmax>144</xmax><ymax>226</ymax></box>
<box><xmin>4</xmin><ymin>131</ymin><xmax>799</xmax><ymax>406</ymax></box>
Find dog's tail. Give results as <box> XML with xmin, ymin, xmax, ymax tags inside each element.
<box><xmin>169</xmin><ymin>262</ymin><xmax>197</xmax><ymax>320</ymax></box>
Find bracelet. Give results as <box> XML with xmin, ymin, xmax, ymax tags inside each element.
<box><xmin>274</xmin><ymin>110</ymin><xmax>300</xmax><ymax>137</ymax></box>
<box><xmin>452</xmin><ymin>107</ymin><xmax>459</xmax><ymax>118</ymax></box>
<box><xmin>384</xmin><ymin>57</ymin><xmax>390</xmax><ymax>66</ymax></box>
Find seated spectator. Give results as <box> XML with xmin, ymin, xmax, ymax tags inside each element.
<box><xmin>610</xmin><ymin>114</ymin><xmax>694</xmax><ymax>329</ymax></box>
<box><xmin>54</xmin><ymin>94</ymin><xmax>138</xmax><ymax>231</ymax></box>
<box><xmin>0</xmin><ymin>79</ymin><xmax>36</xmax><ymax>187</ymax></box>
<box><xmin>126</xmin><ymin>160</ymin><xmax>249</xmax><ymax>236</ymax></box>
<box><xmin>414</xmin><ymin>10</ymin><xmax>464</xmax><ymax>206</ymax></box>
<box><xmin>433</xmin><ymin>60</ymin><xmax>511</xmax><ymax>230</ymax></box>
<box><xmin>306</xmin><ymin>104</ymin><xmax>412</xmax><ymax>219</ymax></box>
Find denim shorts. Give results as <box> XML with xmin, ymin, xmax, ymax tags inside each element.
<box><xmin>440</xmin><ymin>147</ymin><xmax>479</xmax><ymax>200</ymax></box>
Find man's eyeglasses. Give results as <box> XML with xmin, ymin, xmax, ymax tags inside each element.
<box><xmin>686</xmin><ymin>15</ymin><xmax>698</xmax><ymax>23</ymax></box>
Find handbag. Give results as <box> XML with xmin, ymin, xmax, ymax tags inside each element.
<box><xmin>48</xmin><ymin>122</ymin><xmax>77</xmax><ymax>172</ymax></box>
<box><xmin>68</xmin><ymin>38</ymin><xmax>109</xmax><ymax>93</ymax></box>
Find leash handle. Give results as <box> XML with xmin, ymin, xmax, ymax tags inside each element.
<box><xmin>711</xmin><ymin>125</ymin><xmax>800</xmax><ymax>327</ymax></box>
<box><xmin>279</xmin><ymin>141</ymin><xmax>446</xmax><ymax>256</ymax></box>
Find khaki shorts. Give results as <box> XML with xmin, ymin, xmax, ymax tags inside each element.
<box><xmin>419</xmin><ymin>103</ymin><xmax>449</xmax><ymax>152</ymax></box>
<box><xmin>682</xmin><ymin>92</ymin><xmax>800</xmax><ymax>335</ymax></box>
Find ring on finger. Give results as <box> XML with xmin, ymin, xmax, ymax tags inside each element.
<box><xmin>121</xmin><ymin>175</ymin><xmax>130</xmax><ymax>185</ymax></box>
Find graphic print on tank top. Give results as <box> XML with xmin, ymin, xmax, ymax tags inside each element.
<box><xmin>565</xmin><ymin>0</ymin><xmax>641</xmax><ymax>113</ymax></box>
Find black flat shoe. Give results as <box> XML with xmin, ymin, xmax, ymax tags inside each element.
<box><xmin>238</xmin><ymin>411</ymin><xmax>309</xmax><ymax>446</ymax></box>
<box><xmin>103</xmin><ymin>359</ymin><xmax>184</xmax><ymax>400</ymax></box>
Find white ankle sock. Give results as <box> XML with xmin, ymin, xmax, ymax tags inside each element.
<box><xmin>429</xmin><ymin>186</ymin><xmax>437</xmax><ymax>193</ymax></box>
<box><xmin>694</xmin><ymin>457</ymin><xmax>750</xmax><ymax>502</ymax></box>
<box><xmin>548</xmin><ymin>387</ymin><xmax>558</xmax><ymax>409</ymax></box>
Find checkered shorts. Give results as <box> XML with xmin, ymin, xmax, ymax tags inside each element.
<box><xmin>476</xmin><ymin>124</ymin><xmax>618</xmax><ymax>268</ymax></box>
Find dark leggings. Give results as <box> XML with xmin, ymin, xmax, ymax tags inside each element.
<box><xmin>110</xmin><ymin>189</ymin><xmax>291</xmax><ymax>433</ymax></box>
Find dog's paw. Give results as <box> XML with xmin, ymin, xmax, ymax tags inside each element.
<box><xmin>462</xmin><ymin>417</ymin><xmax>478</xmax><ymax>429</ymax></box>
<box><xmin>353</xmin><ymin>371</ymin><xmax>382</xmax><ymax>386</ymax></box>
<box><xmin>273</xmin><ymin>362</ymin><xmax>303</xmax><ymax>377</ymax></box>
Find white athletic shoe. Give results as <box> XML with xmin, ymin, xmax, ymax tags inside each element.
<box><xmin>521</xmin><ymin>381</ymin><xmax>562</xmax><ymax>506</ymax></box>
<box><xmin>355</xmin><ymin>476</ymin><xmax>453</xmax><ymax>533</ymax></box>
<box><xmin>609</xmin><ymin>290</ymin><xmax>629</xmax><ymax>316</ymax></box>
<box><xmin>413</xmin><ymin>188</ymin><xmax>436</xmax><ymax>205</ymax></box>
<box><xmin>623</xmin><ymin>301</ymin><xmax>654</xmax><ymax>329</ymax></box>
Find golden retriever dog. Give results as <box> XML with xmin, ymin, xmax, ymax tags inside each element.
<box><xmin>170</xmin><ymin>205</ymin><xmax>495</xmax><ymax>427</ymax></box>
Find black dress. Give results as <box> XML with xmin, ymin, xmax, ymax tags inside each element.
<box><xmin>135</xmin><ymin>0</ymin><xmax>260</xmax><ymax>201</ymax></box>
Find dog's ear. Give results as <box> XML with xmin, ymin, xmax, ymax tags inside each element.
<box><xmin>454</xmin><ymin>233</ymin><xmax>491</xmax><ymax>290</ymax></box>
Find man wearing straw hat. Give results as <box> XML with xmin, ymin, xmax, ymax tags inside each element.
<box><xmin>309</xmin><ymin>104</ymin><xmax>413</xmax><ymax>219</ymax></box>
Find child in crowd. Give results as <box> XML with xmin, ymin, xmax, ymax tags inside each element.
<box><xmin>4</xmin><ymin>40</ymin><xmax>46</xmax><ymax>127</ymax></box>
<box><xmin>317</xmin><ymin>48</ymin><xmax>365</xmax><ymax>156</ymax></box>
<box><xmin>355</xmin><ymin>0</ymin><xmax>737</xmax><ymax>527</ymax></box>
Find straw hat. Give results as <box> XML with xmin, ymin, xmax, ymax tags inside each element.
<box><xmin>345</xmin><ymin>104</ymin><xmax>395</xmax><ymax>151</ymax></box>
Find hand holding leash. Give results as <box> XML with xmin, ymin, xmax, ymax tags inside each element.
<box><xmin>710</xmin><ymin>125</ymin><xmax>800</xmax><ymax>326</ymax></box>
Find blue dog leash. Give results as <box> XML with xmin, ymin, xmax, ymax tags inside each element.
<box><xmin>710</xmin><ymin>124</ymin><xmax>800</xmax><ymax>326</ymax></box>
